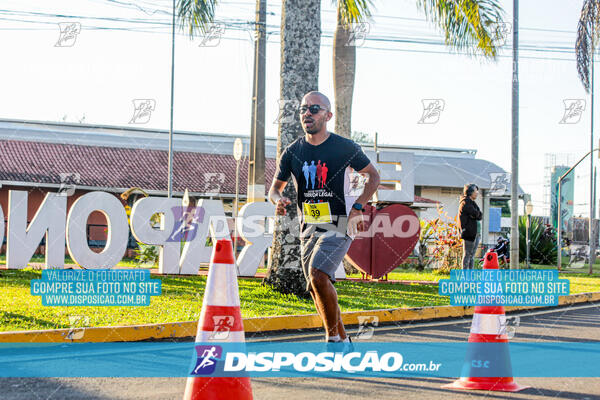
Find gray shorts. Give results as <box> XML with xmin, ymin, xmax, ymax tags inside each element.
<box><xmin>300</xmin><ymin>229</ymin><xmax>353</xmax><ymax>292</ymax></box>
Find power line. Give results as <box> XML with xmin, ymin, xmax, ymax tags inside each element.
<box><xmin>0</xmin><ymin>8</ymin><xmax>583</xmax><ymax>63</ymax></box>
<box><xmin>220</xmin><ymin>0</ymin><xmax>580</xmax><ymax>35</ymax></box>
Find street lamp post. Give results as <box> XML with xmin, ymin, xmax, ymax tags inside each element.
<box><xmin>167</xmin><ymin>0</ymin><xmax>176</xmax><ymax>198</ymax></box>
<box><xmin>525</xmin><ymin>201</ymin><xmax>533</xmax><ymax>268</ymax></box>
<box><xmin>510</xmin><ymin>0</ymin><xmax>520</xmax><ymax>269</ymax></box>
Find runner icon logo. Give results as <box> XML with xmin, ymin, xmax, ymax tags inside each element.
<box><xmin>129</xmin><ymin>99</ymin><xmax>156</xmax><ymax>124</ymax></box>
<box><xmin>192</xmin><ymin>345</ymin><xmax>222</xmax><ymax>375</ymax></box>
<box><xmin>355</xmin><ymin>316</ymin><xmax>379</xmax><ymax>339</ymax></box>
<box><xmin>209</xmin><ymin>316</ymin><xmax>234</xmax><ymax>340</ymax></box>
<box><xmin>559</xmin><ymin>99</ymin><xmax>586</xmax><ymax>124</ymax></box>
<box><xmin>168</xmin><ymin>206</ymin><xmax>205</xmax><ymax>242</ymax></box>
<box><xmin>55</xmin><ymin>22</ymin><xmax>81</xmax><ymax>47</ymax></box>
<box><xmin>58</xmin><ymin>173</ymin><xmax>81</xmax><ymax>197</ymax></box>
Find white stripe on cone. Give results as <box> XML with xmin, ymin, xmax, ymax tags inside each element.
<box><xmin>203</xmin><ymin>262</ymin><xmax>241</xmax><ymax>307</ymax></box>
<box><xmin>195</xmin><ymin>330</ymin><xmax>246</xmax><ymax>343</ymax></box>
<box><xmin>470</xmin><ymin>314</ymin><xmax>507</xmax><ymax>335</ymax></box>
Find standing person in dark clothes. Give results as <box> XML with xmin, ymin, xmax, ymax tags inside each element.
<box><xmin>458</xmin><ymin>183</ymin><xmax>483</xmax><ymax>269</ymax></box>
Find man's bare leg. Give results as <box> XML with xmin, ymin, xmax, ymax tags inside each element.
<box><xmin>309</xmin><ymin>289</ymin><xmax>347</xmax><ymax>340</ymax></box>
<box><xmin>309</xmin><ymin>268</ymin><xmax>342</xmax><ymax>339</ymax></box>
<box><xmin>337</xmin><ymin>306</ymin><xmax>347</xmax><ymax>340</ymax></box>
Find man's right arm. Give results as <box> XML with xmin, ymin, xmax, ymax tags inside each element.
<box><xmin>271</xmin><ymin>147</ymin><xmax>293</xmax><ymax>215</ymax></box>
<box><xmin>269</xmin><ymin>179</ymin><xmax>291</xmax><ymax>216</ymax></box>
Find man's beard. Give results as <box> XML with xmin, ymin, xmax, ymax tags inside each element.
<box><xmin>303</xmin><ymin>120</ymin><xmax>320</xmax><ymax>134</ymax></box>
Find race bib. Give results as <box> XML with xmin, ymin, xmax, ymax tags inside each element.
<box><xmin>303</xmin><ymin>202</ymin><xmax>332</xmax><ymax>224</ymax></box>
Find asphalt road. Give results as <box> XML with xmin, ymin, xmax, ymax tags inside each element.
<box><xmin>2</xmin><ymin>302</ymin><xmax>599</xmax><ymax>400</ymax></box>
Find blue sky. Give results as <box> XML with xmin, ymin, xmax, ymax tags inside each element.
<box><xmin>0</xmin><ymin>0</ymin><xmax>596</xmax><ymax>217</ymax></box>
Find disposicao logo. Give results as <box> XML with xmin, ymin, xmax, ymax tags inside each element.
<box><xmin>191</xmin><ymin>345</ymin><xmax>222</xmax><ymax>375</ymax></box>
<box><xmin>224</xmin><ymin>351</ymin><xmax>409</xmax><ymax>373</ymax></box>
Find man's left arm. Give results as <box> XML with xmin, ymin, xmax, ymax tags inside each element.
<box><xmin>348</xmin><ymin>163</ymin><xmax>380</xmax><ymax>235</ymax></box>
<box><xmin>354</xmin><ymin>163</ymin><xmax>380</xmax><ymax>208</ymax></box>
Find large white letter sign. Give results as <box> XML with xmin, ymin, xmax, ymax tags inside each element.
<box><xmin>130</xmin><ymin>197</ymin><xmax>181</xmax><ymax>274</ymax></box>
<box><xmin>7</xmin><ymin>191</ymin><xmax>66</xmax><ymax>269</ymax></box>
<box><xmin>179</xmin><ymin>199</ymin><xmax>231</xmax><ymax>275</ymax></box>
<box><xmin>236</xmin><ymin>202</ymin><xmax>275</xmax><ymax>276</ymax></box>
<box><xmin>66</xmin><ymin>191</ymin><xmax>129</xmax><ymax>269</ymax></box>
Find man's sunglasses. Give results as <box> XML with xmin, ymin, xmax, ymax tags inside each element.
<box><xmin>299</xmin><ymin>104</ymin><xmax>328</xmax><ymax>115</ymax></box>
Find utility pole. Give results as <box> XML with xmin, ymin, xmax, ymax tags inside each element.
<box><xmin>247</xmin><ymin>0</ymin><xmax>267</xmax><ymax>202</ymax></box>
<box><xmin>167</xmin><ymin>0</ymin><xmax>176</xmax><ymax>198</ymax></box>
<box><xmin>510</xmin><ymin>0</ymin><xmax>519</xmax><ymax>269</ymax></box>
<box><xmin>589</xmin><ymin>42</ymin><xmax>596</xmax><ymax>272</ymax></box>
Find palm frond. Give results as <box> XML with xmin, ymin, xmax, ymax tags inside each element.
<box><xmin>177</xmin><ymin>0</ymin><xmax>218</xmax><ymax>38</ymax></box>
<box><xmin>576</xmin><ymin>0</ymin><xmax>600</xmax><ymax>93</ymax></box>
<box><xmin>415</xmin><ymin>0</ymin><xmax>505</xmax><ymax>59</ymax></box>
<box><xmin>337</xmin><ymin>0</ymin><xmax>374</xmax><ymax>27</ymax></box>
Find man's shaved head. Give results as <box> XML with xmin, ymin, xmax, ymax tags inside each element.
<box><xmin>302</xmin><ymin>91</ymin><xmax>331</xmax><ymax>110</ymax></box>
<box><xmin>300</xmin><ymin>91</ymin><xmax>332</xmax><ymax>135</ymax></box>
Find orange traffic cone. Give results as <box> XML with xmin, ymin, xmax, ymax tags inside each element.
<box><xmin>183</xmin><ymin>239</ymin><xmax>253</xmax><ymax>400</ymax></box>
<box><xmin>442</xmin><ymin>251</ymin><xmax>530</xmax><ymax>392</ymax></box>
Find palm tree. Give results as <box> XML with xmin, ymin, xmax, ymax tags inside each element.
<box><xmin>333</xmin><ymin>0</ymin><xmax>505</xmax><ymax>139</ymax></box>
<box><xmin>333</xmin><ymin>1</ymin><xmax>374</xmax><ymax>280</ymax></box>
<box><xmin>333</xmin><ymin>0</ymin><xmax>373</xmax><ymax>138</ymax></box>
<box><xmin>576</xmin><ymin>0</ymin><xmax>599</xmax><ymax>93</ymax></box>
<box><xmin>177</xmin><ymin>0</ymin><xmax>218</xmax><ymax>38</ymax></box>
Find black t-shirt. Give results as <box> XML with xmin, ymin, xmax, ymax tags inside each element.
<box><xmin>275</xmin><ymin>132</ymin><xmax>371</xmax><ymax>232</ymax></box>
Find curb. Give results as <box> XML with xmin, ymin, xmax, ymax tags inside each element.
<box><xmin>1</xmin><ymin>292</ymin><xmax>599</xmax><ymax>343</ymax></box>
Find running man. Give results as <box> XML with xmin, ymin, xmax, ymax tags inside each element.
<box><xmin>316</xmin><ymin>160</ymin><xmax>323</xmax><ymax>188</ymax></box>
<box><xmin>302</xmin><ymin>161</ymin><xmax>310</xmax><ymax>189</ymax></box>
<box><xmin>308</xmin><ymin>161</ymin><xmax>317</xmax><ymax>189</ymax></box>
<box><xmin>268</xmin><ymin>91</ymin><xmax>380</xmax><ymax>344</ymax></box>
<box><xmin>192</xmin><ymin>346</ymin><xmax>218</xmax><ymax>374</ymax></box>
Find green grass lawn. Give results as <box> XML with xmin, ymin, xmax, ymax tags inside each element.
<box><xmin>1</xmin><ymin>266</ymin><xmax>599</xmax><ymax>332</ymax></box>
<box><xmin>0</xmin><ymin>269</ymin><xmax>446</xmax><ymax>332</ymax></box>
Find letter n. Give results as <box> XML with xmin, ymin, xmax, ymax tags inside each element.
<box><xmin>7</xmin><ymin>191</ymin><xmax>66</xmax><ymax>269</ymax></box>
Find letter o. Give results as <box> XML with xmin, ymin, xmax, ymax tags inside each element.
<box><xmin>293</xmin><ymin>353</ymin><xmax>317</xmax><ymax>372</ymax></box>
<box><xmin>66</xmin><ymin>192</ymin><xmax>129</xmax><ymax>269</ymax></box>
<box><xmin>392</xmin><ymin>215</ymin><xmax>419</xmax><ymax>238</ymax></box>
<box><xmin>379</xmin><ymin>352</ymin><xmax>403</xmax><ymax>371</ymax></box>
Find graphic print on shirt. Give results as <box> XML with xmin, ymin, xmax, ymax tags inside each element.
<box><xmin>275</xmin><ymin>133</ymin><xmax>372</xmax><ymax>231</ymax></box>
<box><xmin>302</xmin><ymin>159</ymin><xmax>333</xmax><ymax>223</ymax></box>
<box><xmin>302</xmin><ymin>160</ymin><xmax>330</xmax><ymax>190</ymax></box>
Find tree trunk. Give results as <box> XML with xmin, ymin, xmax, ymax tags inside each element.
<box><xmin>263</xmin><ymin>0</ymin><xmax>321</xmax><ymax>297</ymax></box>
<box><xmin>333</xmin><ymin>3</ymin><xmax>357</xmax><ymax>274</ymax></box>
<box><xmin>333</xmin><ymin>2</ymin><xmax>356</xmax><ymax>139</ymax></box>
